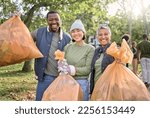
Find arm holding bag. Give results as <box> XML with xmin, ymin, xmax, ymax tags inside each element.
<box><xmin>42</xmin><ymin>50</ymin><xmax>83</xmax><ymax>101</ymax></box>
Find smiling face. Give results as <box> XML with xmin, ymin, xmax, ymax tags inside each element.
<box><xmin>47</xmin><ymin>13</ymin><xmax>61</xmax><ymax>32</ymax></box>
<box><xmin>71</xmin><ymin>29</ymin><xmax>84</xmax><ymax>42</ymax></box>
<box><xmin>97</xmin><ymin>28</ymin><xmax>111</xmax><ymax>47</ymax></box>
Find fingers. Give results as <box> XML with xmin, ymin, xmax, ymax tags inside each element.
<box><xmin>57</xmin><ymin>60</ymin><xmax>70</xmax><ymax>74</ymax></box>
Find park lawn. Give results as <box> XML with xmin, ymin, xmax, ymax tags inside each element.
<box><xmin>0</xmin><ymin>62</ymin><xmax>37</xmax><ymax>101</ymax></box>
<box><xmin>0</xmin><ymin>62</ymin><xmax>144</xmax><ymax>101</ymax></box>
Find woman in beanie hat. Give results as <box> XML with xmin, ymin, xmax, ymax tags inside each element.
<box><xmin>58</xmin><ymin>19</ymin><xmax>95</xmax><ymax>101</ymax></box>
<box><xmin>90</xmin><ymin>24</ymin><xmax>114</xmax><ymax>94</ymax></box>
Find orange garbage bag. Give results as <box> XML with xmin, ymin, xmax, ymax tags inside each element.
<box><xmin>42</xmin><ymin>73</ymin><xmax>83</xmax><ymax>101</ymax></box>
<box><xmin>0</xmin><ymin>16</ymin><xmax>43</xmax><ymax>67</ymax></box>
<box><xmin>91</xmin><ymin>39</ymin><xmax>150</xmax><ymax>101</ymax></box>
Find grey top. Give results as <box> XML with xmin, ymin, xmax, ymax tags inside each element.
<box><xmin>31</xmin><ymin>27</ymin><xmax>62</xmax><ymax>76</ymax></box>
<box><xmin>44</xmin><ymin>32</ymin><xmax>59</xmax><ymax>76</ymax></box>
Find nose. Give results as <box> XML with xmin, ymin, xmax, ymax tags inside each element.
<box><xmin>50</xmin><ymin>19</ymin><xmax>57</xmax><ymax>24</ymax></box>
<box><xmin>101</xmin><ymin>35</ymin><xmax>105</xmax><ymax>39</ymax></box>
<box><xmin>52</xmin><ymin>20</ymin><xmax>57</xmax><ymax>23</ymax></box>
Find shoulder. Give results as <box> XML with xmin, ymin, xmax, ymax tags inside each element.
<box><xmin>137</xmin><ymin>41</ymin><xmax>143</xmax><ymax>47</ymax></box>
<box><xmin>37</xmin><ymin>27</ymin><xmax>47</xmax><ymax>31</ymax></box>
<box><xmin>84</xmin><ymin>43</ymin><xmax>95</xmax><ymax>50</ymax></box>
<box><xmin>36</xmin><ymin>27</ymin><xmax>47</xmax><ymax>35</ymax></box>
<box><xmin>62</xmin><ymin>32</ymin><xmax>71</xmax><ymax>39</ymax></box>
<box><xmin>64</xmin><ymin>42</ymin><xmax>74</xmax><ymax>50</ymax></box>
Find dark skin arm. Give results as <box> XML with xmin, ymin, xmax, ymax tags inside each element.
<box><xmin>137</xmin><ymin>49</ymin><xmax>141</xmax><ymax>64</ymax></box>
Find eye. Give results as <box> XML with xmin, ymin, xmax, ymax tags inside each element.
<box><xmin>55</xmin><ymin>18</ymin><xmax>59</xmax><ymax>21</ymax></box>
<box><xmin>104</xmin><ymin>33</ymin><xmax>108</xmax><ymax>36</ymax></box>
<box><xmin>98</xmin><ymin>34</ymin><xmax>103</xmax><ymax>36</ymax></box>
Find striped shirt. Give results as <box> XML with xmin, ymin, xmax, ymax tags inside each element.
<box><xmin>64</xmin><ymin>42</ymin><xmax>95</xmax><ymax>79</ymax></box>
<box><xmin>94</xmin><ymin>53</ymin><xmax>104</xmax><ymax>83</ymax></box>
<box><xmin>137</xmin><ymin>40</ymin><xmax>150</xmax><ymax>58</ymax></box>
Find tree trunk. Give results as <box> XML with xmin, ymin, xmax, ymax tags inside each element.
<box><xmin>22</xmin><ymin>60</ymin><xmax>33</xmax><ymax>72</ymax></box>
<box><xmin>141</xmin><ymin>0</ymin><xmax>148</xmax><ymax>34</ymax></box>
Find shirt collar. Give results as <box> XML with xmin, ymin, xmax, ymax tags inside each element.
<box><xmin>47</xmin><ymin>26</ymin><xmax>63</xmax><ymax>40</ymax></box>
<box><xmin>99</xmin><ymin>43</ymin><xmax>111</xmax><ymax>53</ymax></box>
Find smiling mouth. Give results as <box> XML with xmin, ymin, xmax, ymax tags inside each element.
<box><xmin>51</xmin><ymin>24</ymin><xmax>58</xmax><ymax>28</ymax></box>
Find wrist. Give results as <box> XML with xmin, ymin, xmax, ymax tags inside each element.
<box><xmin>69</xmin><ymin>65</ymin><xmax>76</xmax><ymax>75</ymax></box>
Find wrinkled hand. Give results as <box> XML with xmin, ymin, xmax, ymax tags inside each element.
<box><xmin>115</xmin><ymin>58</ymin><xmax>126</xmax><ymax>65</ymax></box>
<box><xmin>116</xmin><ymin>58</ymin><xmax>121</xmax><ymax>63</ymax></box>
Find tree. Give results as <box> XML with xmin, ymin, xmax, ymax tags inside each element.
<box><xmin>0</xmin><ymin>0</ymin><xmax>117</xmax><ymax>71</ymax></box>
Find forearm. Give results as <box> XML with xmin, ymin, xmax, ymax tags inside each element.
<box><xmin>75</xmin><ymin>66</ymin><xmax>91</xmax><ymax>76</ymax></box>
<box><xmin>76</xmin><ymin>48</ymin><xmax>94</xmax><ymax>76</ymax></box>
<box><xmin>137</xmin><ymin>50</ymin><xmax>141</xmax><ymax>60</ymax></box>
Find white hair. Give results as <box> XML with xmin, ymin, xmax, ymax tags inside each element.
<box><xmin>96</xmin><ymin>24</ymin><xmax>111</xmax><ymax>36</ymax></box>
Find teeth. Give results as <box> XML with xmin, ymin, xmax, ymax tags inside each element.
<box><xmin>52</xmin><ymin>25</ymin><xmax>57</xmax><ymax>27</ymax></box>
<box><xmin>52</xmin><ymin>24</ymin><xmax>57</xmax><ymax>27</ymax></box>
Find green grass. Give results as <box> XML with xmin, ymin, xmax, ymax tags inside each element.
<box><xmin>0</xmin><ymin>63</ymin><xmax>37</xmax><ymax>101</ymax></box>
<box><xmin>0</xmin><ymin>62</ymin><xmax>145</xmax><ymax>101</ymax></box>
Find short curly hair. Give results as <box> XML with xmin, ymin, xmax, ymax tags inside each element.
<box><xmin>46</xmin><ymin>11</ymin><xmax>60</xmax><ymax>19</ymax></box>
<box><xmin>143</xmin><ymin>34</ymin><xmax>148</xmax><ymax>40</ymax></box>
<box><xmin>121</xmin><ymin>34</ymin><xmax>130</xmax><ymax>42</ymax></box>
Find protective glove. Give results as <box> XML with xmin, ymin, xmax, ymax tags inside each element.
<box><xmin>63</xmin><ymin>65</ymin><xmax>76</xmax><ymax>76</ymax></box>
<box><xmin>58</xmin><ymin>59</ymin><xmax>68</xmax><ymax>73</ymax></box>
<box><xmin>58</xmin><ymin>60</ymin><xmax>76</xmax><ymax>75</ymax></box>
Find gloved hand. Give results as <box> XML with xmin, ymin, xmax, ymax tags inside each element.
<box><xmin>58</xmin><ymin>59</ymin><xmax>68</xmax><ymax>73</ymax></box>
<box><xmin>58</xmin><ymin>60</ymin><xmax>76</xmax><ymax>75</ymax></box>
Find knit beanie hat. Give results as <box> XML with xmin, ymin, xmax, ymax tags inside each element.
<box><xmin>70</xmin><ymin>19</ymin><xmax>86</xmax><ymax>33</ymax></box>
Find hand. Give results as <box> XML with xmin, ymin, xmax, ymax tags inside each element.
<box><xmin>57</xmin><ymin>59</ymin><xmax>68</xmax><ymax>73</ymax></box>
<box><xmin>116</xmin><ymin>58</ymin><xmax>126</xmax><ymax>65</ymax></box>
<box><xmin>61</xmin><ymin>64</ymin><xmax>71</xmax><ymax>74</ymax></box>
<box><xmin>58</xmin><ymin>60</ymin><xmax>76</xmax><ymax>75</ymax></box>
<box><xmin>116</xmin><ymin>58</ymin><xmax>121</xmax><ymax>63</ymax></box>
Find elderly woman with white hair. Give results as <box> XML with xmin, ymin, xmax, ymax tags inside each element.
<box><xmin>90</xmin><ymin>24</ymin><xmax>114</xmax><ymax>94</ymax></box>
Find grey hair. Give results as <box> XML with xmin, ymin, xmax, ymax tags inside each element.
<box><xmin>96</xmin><ymin>24</ymin><xmax>111</xmax><ymax>36</ymax></box>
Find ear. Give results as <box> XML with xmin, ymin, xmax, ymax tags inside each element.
<box><xmin>59</xmin><ymin>19</ymin><xmax>62</xmax><ymax>26</ymax></box>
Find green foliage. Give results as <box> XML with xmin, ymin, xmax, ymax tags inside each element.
<box><xmin>0</xmin><ymin>0</ymin><xmax>115</xmax><ymax>37</ymax></box>
<box><xmin>0</xmin><ymin>0</ymin><xmax>148</xmax><ymax>43</ymax></box>
<box><xmin>108</xmin><ymin>15</ymin><xmax>128</xmax><ymax>43</ymax></box>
